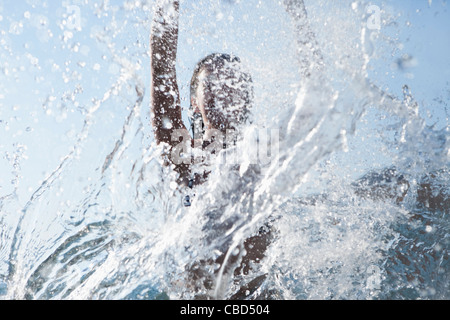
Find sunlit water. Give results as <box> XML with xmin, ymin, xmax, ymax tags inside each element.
<box><xmin>0</xmin><ymin>0</ymin><xmax>448</xmax><ymax>300</ymax></box>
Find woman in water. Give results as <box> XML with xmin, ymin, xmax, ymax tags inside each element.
<box><xmin>150</xmin><ymin>0</ymin><xmax>253</xmax><ymax>188</ymax></box>
<box><xmin>150</xmin><ymin>0</ymin><xmax>271</xmax><ymax>299</ymax></box>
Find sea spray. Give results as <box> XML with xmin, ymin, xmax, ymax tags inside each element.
<box><xmin>0</xmin><ymin>0</ymin><xmax>447</xmax><ymax>300</ymax></box>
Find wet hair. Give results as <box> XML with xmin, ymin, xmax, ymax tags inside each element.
<box><xmin>189</xmin><ymin>53</ymin><xmax>253</xmax><ymax>138</ymax></box>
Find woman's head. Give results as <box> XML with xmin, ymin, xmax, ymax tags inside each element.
<box><xmin>190</xmin><ymin>53</ymin><xmax>253</xmax><ymax>138</ymax></box>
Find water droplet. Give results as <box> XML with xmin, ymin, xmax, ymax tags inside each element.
<box><xmin>162</xmin><ymin>117</ymin><xmax>173</xmax><ymax>129</ymax></box>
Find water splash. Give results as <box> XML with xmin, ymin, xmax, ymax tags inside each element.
<box><xmin>0</xmin><ymin>0</ymin><xmax>448</xmax><ymax>300</ymax></box>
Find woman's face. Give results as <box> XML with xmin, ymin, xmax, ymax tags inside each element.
<box><xmin>191</xmin><ymin>67</ymin><xmax>248</xmax><ymax>137</ymax></box>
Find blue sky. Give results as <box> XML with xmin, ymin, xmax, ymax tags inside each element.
<box><xmin>369</xmin><ymin>0</ymin><xmax>449</xmax><ymax>128</ymax></box>
<box><xmin>0</xmin><ymin>0</ymin><xmax>448</xmax><ymax>203</ymax></box>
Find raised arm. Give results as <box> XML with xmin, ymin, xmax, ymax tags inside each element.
<box><xmin>150</xmin><ymin>0</ymin><xmax>186</xmax><ymax>146</ymax></box>
<box><xmin>151</xmin><ymin>0</ymin><xmax>192</xmax><ymax>186</ymax></box>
